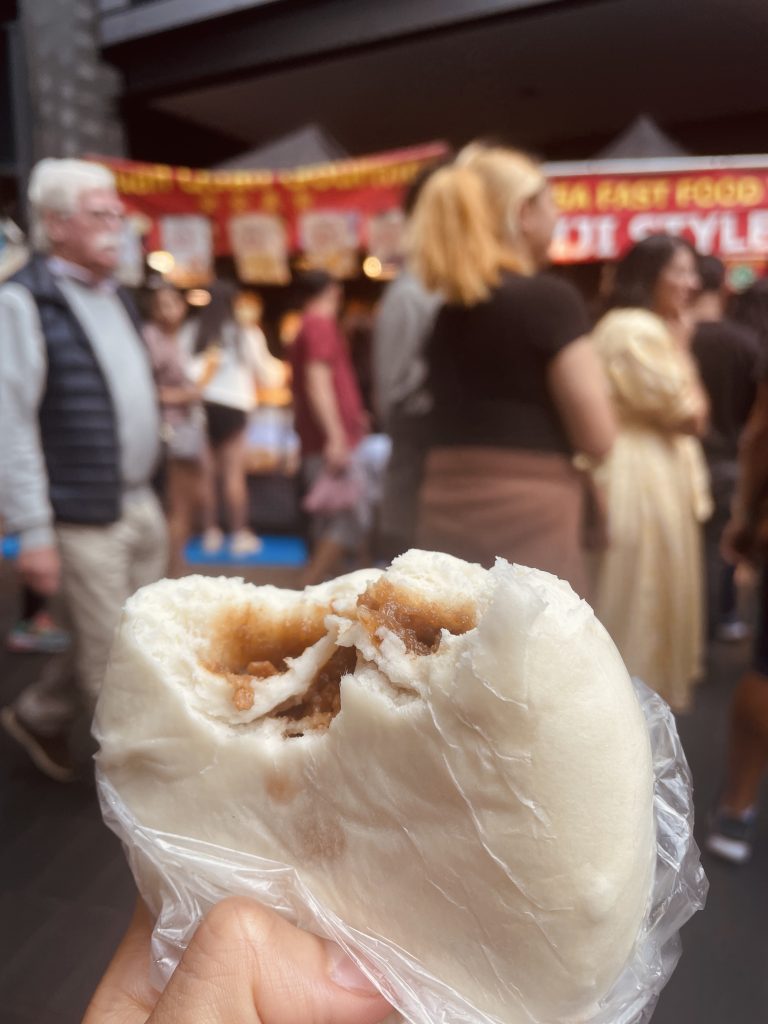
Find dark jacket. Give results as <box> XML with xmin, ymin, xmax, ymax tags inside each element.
<box><xmin>10</xmin><ymin>258</ymin><xmax>144</xmax><ymax>525</ymax></box>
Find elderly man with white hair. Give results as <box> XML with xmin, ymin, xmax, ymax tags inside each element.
<box><xmin>0</xmin><ymin>157</ymin><xmax>166</xmax><ymax>781</ymax></box>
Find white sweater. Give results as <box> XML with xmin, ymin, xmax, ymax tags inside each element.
<box><xmin>187</xmin><ymin>323</ymin><xmax>284</xmax><ymax>412</ymax></box>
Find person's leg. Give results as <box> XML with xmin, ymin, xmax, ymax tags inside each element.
<box><xmin>199</xmin><ymin>441</ymin><xmax>219</xmax><ymax>530</ymax></box>
<box><xmin>300</xmin><ymin>460</ymin><xmax>367</xmax><ymax>586</ymax></box>
<box><xmin>720</xmin><ymin>670</ymin><xmax>768</xmax><ymax>815</ymax></box>
<box><xmin>6</xmin><ymin>605</ymin><xmax>79</xmax><ymax>782</ymax></box>
<box><xmin>22</xmin><ymin>586</ymin><xmax>46</xmax><ymax>621</ymax></box>
<box><xmin>2</xmin><ymin>646</ymin><xmax>77</xmax><ymax>781</ymax></box>
<box><xmin>707</xmin><ymin>563</ymin><xmax>768</xmax><ymax>862</ymax></box>
<box><xmin>4</xmin><ymin>524</ymin><xmax>131</xmax><ymax>779</ymax></box>
<box><xmin>378</xmin><ymin>412</ymin><xmax>429</xmax><ymax>562</ymax></box>
<box><xmin>220</xmin><ymin>426</ymin><xmax>261</xmax><ymax>555</ymax></box>
<box><xmin>125</xmin><ymin>492</ymin><xmax>169</xmax><ymax>593</ymax></box>
<box><xmin>55</xmin><ymin>520</ymin><xmax>134</xmax><ymax>713</ymax></box>
<box><xmin>3</xmin><ymin>504</ymin><xmax>164</xmax><ymax>781</ymax></box>
<box><xmin>300</xmin><ymin>455</ymin><xmax>348</xmax><ymax>586</ymax></box>
<box><xmin>166</xmin><ymin>460</ymin><xmax>200</xmax><ymax>577</ymax></box>
<box><xmin>12</xmin><ymin>645</ymin><xmax>76</xmax><ymax>735</ymax></box>
<box><xmin>301</xmin><ymin>534</ymin><xmax>348</xmax><ymax>587</ymax></box>
<box><xmin>710</xmin><ymin>464</ymin><xmax>747</xmax><ymax>638</ymax></box>
<box><xmin>703</xmin><ymin>502</ymin><xmax>724</xmax><ymax>641</ymax></box>
<box><xmin>219</xmin><ymin>428</ymin><xmax>249</xmax><ymax>534</ymax></box>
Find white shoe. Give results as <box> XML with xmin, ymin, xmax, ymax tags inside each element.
<box><xmin>1</xmin><ymin>706</ymin><xmax>75</xmax><ymax>783</ymax></box>
<box><xmin>202</xmin><ymin>527</ymin><xmax>224</xmax><ymax>554</ymax></box>
<box><xmin>706</xmin><ymin>807</ymin><xmax>756</xmax><ymax>864</ymax></box>
<box><xmin>716</xmin><ymin>620</ymin><xmax>751</xmax><ymax>643</ymax></box>
<box><xmin>230</xmin><ymin>530</ymin><xmax>263</xmax><ymax>557</ymax></box>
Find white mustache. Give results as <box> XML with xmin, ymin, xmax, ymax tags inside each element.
<box><xmin>94</xmin><ymin>231</ymin><xmax>122</xmax><ymax>252</ymax></box>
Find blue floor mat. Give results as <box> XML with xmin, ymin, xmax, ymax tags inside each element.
<box><xmin>2</xmin><ymin>536</ymin><xmax>20</xmax><ymax>559</ymax></box>
<box><xmin>2</xmin><ymin>533</ymin><xmax>308</xmax><ymax>568</ymax></box>
<box><xmin>185</xmin><ymin>534</ymin><xmax>308</xmax><ymax>567</ymax></box>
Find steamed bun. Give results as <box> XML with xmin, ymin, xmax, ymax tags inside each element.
<box><xmin>95</xmin><ymin>550</ymin><xmax>655</xmax><ymax>1022</ymax></box>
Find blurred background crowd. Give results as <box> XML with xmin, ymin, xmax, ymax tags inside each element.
<box><xmin>3</xmin><ymin>144</ymin><xmax>768</xmax><ymax>866</ymax></box>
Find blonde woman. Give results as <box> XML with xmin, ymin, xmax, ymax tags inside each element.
<box><xmin>409</xmin><ymin>144</ymin><xmax>615</xmax><ymax>596</ymax></box>
<box><xmin>590</xmin><ymin>235</ymin><xmax>711</xmax><ymax>712</ymax></box>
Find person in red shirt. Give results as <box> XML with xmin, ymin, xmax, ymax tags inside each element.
<box><xmin>290</xmin><ymin>271</ymin><xmax>368</xmax><ymax>584</ymax></box>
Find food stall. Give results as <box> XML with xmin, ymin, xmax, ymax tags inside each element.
<box><xmin>93</xmin><ymin>142</ymin><xmax>448</xmax><ymax>542</ymax></box>
<box><xmin>546</xmin><ymin>153</ymin><xmax>768</xmax><ymax>285</ymax></box>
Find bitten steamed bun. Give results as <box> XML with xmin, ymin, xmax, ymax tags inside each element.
<box><xmin>95</xmin><ymin>550</ymin><xmax>655</xmax><ymax>1023</ymax></box>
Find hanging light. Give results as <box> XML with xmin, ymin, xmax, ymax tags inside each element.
<box><xmin>362</xmin><ymin>255</ymin><xmax>383</xmax><ymax>279</ymax></box>
<box><xmin>147</xmin><ymin>250</ymin><xmax>175</xmax><ymax>274</ymax></box>
<box><xmin>186</xmin><ymin>288</ymin><xmax>212</xmax><ymax>307</ymax></box>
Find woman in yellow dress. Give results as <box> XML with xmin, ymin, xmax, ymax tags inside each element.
<box><xmin>591</xmin><ymin>235</ymin><xmax>711</xmax><ymax>712</ymax></box>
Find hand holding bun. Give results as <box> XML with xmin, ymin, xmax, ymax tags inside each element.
<box><xmin>84</xmin><ymin>898</ymin><xmax>392</xmax><ymax>1024</ymax></box>
<box><xmin>95</xmin><ymin>550</ymin><xmax>656</xmax><ymax>1023</ymax></box>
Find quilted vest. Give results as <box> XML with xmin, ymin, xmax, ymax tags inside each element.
<box><xmin>10</xmin><ymin>258</ymin><xmax>144</xmax><ymax>525</ymax></box>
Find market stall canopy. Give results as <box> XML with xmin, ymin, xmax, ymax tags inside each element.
<box><xmin>594</xmin><ymin>115</ymin><xmax>689</xmax><ymax>160</ymax></box>
<box><xmin>215</xmin><ymin>124</ymin><xmax>348</xmax><ymax>171</ymax></box>
<box><xmin>95</xmin><ymin>141</ymin><xmax>448</xmax><ymax>286</ymax></box>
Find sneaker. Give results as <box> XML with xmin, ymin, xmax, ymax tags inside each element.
<box><xmin>706</xmin><ymin>807</ymin><xmax>757</xmax><ymax>864</ymax></box>
<box><xmin>0</xmin><ymin>706</ymin><xmax>75</xmax><ymax>783</ymax></box>
<box><xmin>716</xmin><ymin>620</ymin><xmax>751</xmax><ymax>643</ymax></box>
<box><xmin>230</xmin><ymin>530</ymin><xmax>263</xmax><ymax>557</ymax></box>
<box><xmin>202</xmin><ymin>526</ymin><xmax>224</xmax><ymax>554</ymax></box>
<box><xmin>6</xmin><ymin>612</ymin><xmax>71</xmax><ymax>654</ymax></box>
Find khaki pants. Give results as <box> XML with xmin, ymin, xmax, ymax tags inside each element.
<box><xmin>15</xmin><ymin>492</ymin><xmax>168</xmax><ymax>736</ymax></box>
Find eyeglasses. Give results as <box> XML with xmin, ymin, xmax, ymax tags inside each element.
<box><xmin>78</xmin><ymin>206</ymin><xmax>126</xmax><ymax>225</ymax></box>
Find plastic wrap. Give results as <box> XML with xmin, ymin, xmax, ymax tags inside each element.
<box><xmin>96</xmin><ymin>676</ymin><xmax>706</xmax><ymax>1024</ymax></box>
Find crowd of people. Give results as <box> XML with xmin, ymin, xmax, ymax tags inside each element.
<box><xmin>2</xmin><ymin>149</ymin><xmax>768</xmax><ymax>880</ymax></box>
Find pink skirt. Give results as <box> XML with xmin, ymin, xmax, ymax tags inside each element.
<box><xmin>417</xmin><ymin>447</ymin><xmax>587</xmax><ymax>597</ymax></box>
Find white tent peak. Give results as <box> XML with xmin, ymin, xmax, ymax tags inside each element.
<box><xmin>215</xmin><ymin>123</ymin><xmax>348</xmax><ymax>170</ymax></box>
<box><xmin>595</xmin><ymin>115</ymin><xmax>690</xmax><ymax>160</ymax></box>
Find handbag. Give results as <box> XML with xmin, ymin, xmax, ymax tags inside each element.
<box><xmin>302</xmin><ymin>467</ymin><xmax>365</xmax><ymax>514</ymax></box>
<box><xmin>165</xmin><ymin>405</ymin><xmax>207</xmax><ymax>462</ymax></box>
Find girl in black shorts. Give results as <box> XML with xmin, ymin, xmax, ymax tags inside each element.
<box><xmin>192</xmin><ymin>283</ymin><xmax>283</xmax><ymax>557</ymax></box>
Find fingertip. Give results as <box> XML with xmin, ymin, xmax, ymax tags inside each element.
<box><xmin>324</xmin><ymin>940</ymin><xmax>382</xmax><ymax>996</ymax></box>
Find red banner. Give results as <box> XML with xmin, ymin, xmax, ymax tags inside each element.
<box><xmin>548</xmin><ymin>161</ymin><xmax>768</xmax><ymax>263</ymax></box>
<box><xmin>94</xmin><ymin>143</ymin><xmax>448</xmax><ymax>282</ymax></box>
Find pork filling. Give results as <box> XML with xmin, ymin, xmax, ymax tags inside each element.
<box><xmin>210</xmin><ymin>581</ymin><xmax>476</xmax><ymax>730</ymax></box>
<box><xmin>357</xmin><ymin>578</ymin><xmax>476</xmax><ymax>655</ymax></box>
<box><xmin>203</xmin><ymin>603</ymin><xmax>330</xmax><ymax>718</ymax></box>
<box><xmin>273</xmin><ymin>646</ymin><xmax>358</xmax><ymax>736</ymax></box>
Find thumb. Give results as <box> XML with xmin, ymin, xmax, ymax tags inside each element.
<box><xmin>149</xmin><ymin>897</ymin><xmax>393</xmax><ymax>1024</ymax></box>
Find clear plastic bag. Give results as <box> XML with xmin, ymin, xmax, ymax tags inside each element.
<box><xmin>97</xmin><ymin>677</ymin><xmax>707</xmax><ymax>1024</ymax></box>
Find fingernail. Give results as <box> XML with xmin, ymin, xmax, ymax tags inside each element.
<box><xmin>324</xmin><ymin>941</ymin><xmax>381</xmax><ymax>995</ymax></box>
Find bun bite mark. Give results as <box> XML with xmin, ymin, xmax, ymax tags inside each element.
<box><xmin>357</xmin><ymin>578</ymin><xmax>476</xmax><ymax>655</ymax></box>
<box><xmin>200</xmin><ymin>579</ymin><xmax>476</xmax><ymax>733</ymax></box>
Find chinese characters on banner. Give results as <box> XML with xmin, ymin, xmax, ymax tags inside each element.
<box><xmin>95</xmin><ymin>143</ymin><xmax>449</xmax><ymax>283</ymax></box>
<box><xmin>548</xmin><ymin>164</ymin><xmax>768</xmax><ymax>262</ymax></box>
<box><xmin>98</xmin><ymin>151</ymin><xmax>768</xmax><ymax>275</ymax></box>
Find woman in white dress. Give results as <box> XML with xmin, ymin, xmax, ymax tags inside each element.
<box><xmin>590</xmin><ymin>235</ymin><xmax>711</xmax><ymax>712</ymax></box>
